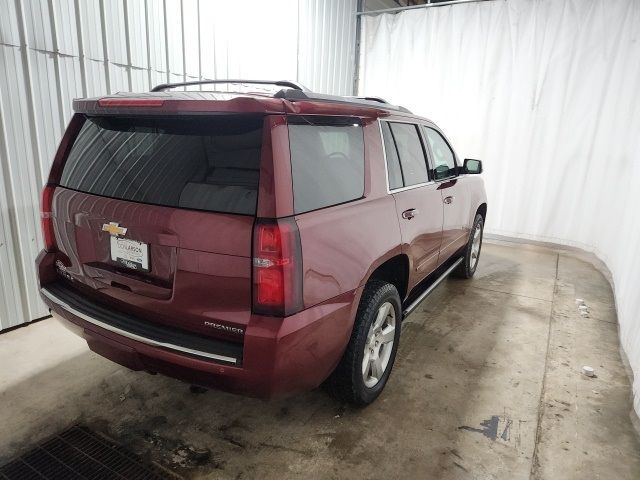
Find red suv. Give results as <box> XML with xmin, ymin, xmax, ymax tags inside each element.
<box><xmin>37</xmin><ymin>80</ymin><xmax>486</xmax><ymax>405</ymax></box>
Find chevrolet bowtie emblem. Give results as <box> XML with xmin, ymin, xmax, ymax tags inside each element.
<box><xmin>102</xmin><ymin>222</ymin><xmax>127</xmax><ymax>237</ymax></box>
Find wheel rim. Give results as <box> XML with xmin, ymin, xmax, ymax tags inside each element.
<box><xmin>362</xmin><ymin>301</ymin><xmax>396</xmax><ymax>388</ymax></box>
<box><xmin>470</xmin><ymin>222</ymin><xmax>482</xmax><ymax>269</ymax></box>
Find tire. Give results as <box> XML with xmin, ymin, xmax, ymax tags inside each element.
<box><xmin>324</xmin><ymin>280</ymin><xmax>402</xmax><ymax>406</ymax></box>
<box><xmin>454</xmin><ymin>213</ymin><xmax>484</xmax><ymax>279</ymax></box>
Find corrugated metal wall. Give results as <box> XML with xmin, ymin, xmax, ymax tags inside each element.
<box><xmin>298</xmin><ymin>0</ymin><xmax>357</xmax><ymax>95</ymax></box>
<box><xmin>0</xmin><ymin>0</ymin><xmax>357</xmax><ymax>330</ymax></box>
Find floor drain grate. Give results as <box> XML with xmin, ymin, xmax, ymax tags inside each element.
<box><xmin>0</xmin><ymin>425</ymin><xmax>174</xmax><ymax>479</ymax></box>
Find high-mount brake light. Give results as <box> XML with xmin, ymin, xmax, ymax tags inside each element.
<box><xmin>252</xmin><ymin>218</ymin><xmax>303</xmax><ymax>316</ymax></box>
<box><xmin>41</xmin><ymin>184</ymin><xmax>57</xmax><ymax>252</ymax></box>
<box><xmin>97</xmin><ymin>98</ymin><xmax>164</xmax><ymax>107</ymax></box>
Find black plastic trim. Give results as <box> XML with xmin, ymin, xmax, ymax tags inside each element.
<box><xmin>41</xmin><ymin>281</ymin><xmax>243</xmax><ymax>365</ymax></box>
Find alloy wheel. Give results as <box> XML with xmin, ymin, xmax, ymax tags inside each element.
<box><xmin>362</xmin><ymin>301</ymin><xmax>396</xmax><ymax>388</ymax></box>
<box><xmin>470</xmin><ymin>222</ymin><xmax>482</xmax><ymax>269</ymax></box>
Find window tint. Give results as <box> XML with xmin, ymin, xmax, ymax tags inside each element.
<box><xmin>424</xmin><ymin>127</ymin><xmax>457</xmax><ymax>180</ymax></box>
<box><xmin>289</xmin><ymin>118</ymin><xmax>364</xmax><ymax>214</ymax></box>
<box><xmin>60</xmin><ymin>115</ymin><xmax>262</xmax><ymax>215</ymax></box>
<box><xmin>388</xmin><ymin>123</ymin><xmax>429</xmax><ymax>186</ymax></box>
<box><xmin>380</xmin><ymin>122</ymin><xmax>403</xmax><ymax>190</ymax></box>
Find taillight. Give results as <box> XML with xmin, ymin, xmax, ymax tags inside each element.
<box><xmin>40</xmin><ymin>184</ymin><xmax>57</xmax><ymax>252</ymax></box>
<box><xmin>252</xmin><ymin>218</ymin><xmax>303</xmax><ymax>316</ymax></box>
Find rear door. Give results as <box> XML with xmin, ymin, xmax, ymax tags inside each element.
<box><xmin>52</xmin><ymin>114</ymin><xmax>264</xmax><ymax>341</ymax></box>
<box><xmin>381</xmin><ymin>121</ymin><xmax>443</xmax><ymax>292</ymax></box>
<box><xmin>421</xmin><ymin>126</ymin><xmax>471</xmax><ymax>265</ymax></box>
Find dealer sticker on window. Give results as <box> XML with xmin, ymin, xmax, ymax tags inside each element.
<box><xmin>110</xmin><ymin>237</ymin><xmax>149</xmax><ymax>272</ymax></box>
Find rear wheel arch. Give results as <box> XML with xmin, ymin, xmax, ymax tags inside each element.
<box><xmin>322</xmin><ymin>253</ymin><xmax>409</xmax><ymax>381</ymax></box>
<box><xmin>366</xmin><ymin>254</ymin><xmax>410</xmax><ymax>302</ymax></box>
<box><xmin>476</xmin><ymin>202</ymin><xmax>487</xmax><ymax>221</ymax></box>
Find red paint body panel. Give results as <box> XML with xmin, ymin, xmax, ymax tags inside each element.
<box><xmin>297</xmin><ymin>196</ymin><xmax>401</xmax><ymax>308</ymax></box>
<box><xmin>392</xmin><ymin>185</ymin><xmax>444</xmax><ymax>293</ymax></box>
<box><xmin>257</xmin><ymin>115</ymin><xmax>295</xmax><ymax>218</ymax></box>
<box><xmin>37</xmin><ymin>89</ymin><xmax>487</xmax><ymax>398</ymax></box>
<box><xmin>437</xmin><ymin>178</ymin><xmax>472</xmax><ymax>264</ymax></box>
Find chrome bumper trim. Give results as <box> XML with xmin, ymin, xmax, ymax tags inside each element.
<box><xmin>41</xmin><ymin>288</ymin><xmax>238</xmax><ymax>365</ymax></box>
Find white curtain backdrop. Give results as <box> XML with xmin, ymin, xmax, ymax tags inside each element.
<box><xmin>360</xmin><ymin>0</ymin><xmax>640</xmax><ymax>414</ymax></box>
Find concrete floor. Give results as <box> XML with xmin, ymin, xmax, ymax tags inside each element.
<box><xmin>1</xmin><ymin>242</ymin><xmax>639</xmax><ymax>479</ymax></box>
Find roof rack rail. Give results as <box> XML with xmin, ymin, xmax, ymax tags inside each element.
<box><xmin>275</xmin><ymin>89</ymin><xmax>412</xmax><ymax>114</ymax></box>
<box><xmin>149</xmin><ymin>78</ymin><xmax>412</xmax><ymax>114</ymax></box>
<box><xmin>151</xmin><ymin>79</ymin><xmax>308</xmax><ymax>92</ymax></box>
<box><xmin>347</xmin><ymin>96</ymin><xmax>390</xmax><ymax>105</ymax></box>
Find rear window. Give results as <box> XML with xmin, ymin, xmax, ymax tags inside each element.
<box><xmin>288</xmin><ymin>116</ymin><xmax>364</xmax><ymax>214</ymax></box>
<box><xmin>60</xmin><ymin>115</ymin><xmax>263</xmax><ymax>215</ymax></box>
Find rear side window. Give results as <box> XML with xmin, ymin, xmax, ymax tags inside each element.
<box><xmin>288</xmin><ymin>117</ymin><xmax>364</xmax><ymax>214</ymax></box>
<box><xmin>60</xmin><ymin>115</ymin><xmax>263</xmax><ymax>215</ymax></box>
<box><xmin>387</xmin><ymin>122</ymin><xmax>429</xmax><ymax>187</ymax></box>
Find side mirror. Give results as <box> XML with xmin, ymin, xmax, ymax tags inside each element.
<box><xmin>463</xmin><ymin>158</ymin><xmax>483</xmax><ymax>174</ymax></box>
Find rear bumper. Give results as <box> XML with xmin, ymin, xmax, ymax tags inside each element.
<box><xmin>40</xmin><ymin>281</ymin><xmax>361</xmax><ymax>398</ymax></box>
<box><xmin>41</xmin><ymin>283</ymin><xmax>243</xmax><ymax>365</ymax></box>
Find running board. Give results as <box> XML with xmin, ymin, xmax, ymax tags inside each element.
<box><xmin>402</xmin><ymin>257</ymin><xmax>464</xmax><ymax>319</ymax></box>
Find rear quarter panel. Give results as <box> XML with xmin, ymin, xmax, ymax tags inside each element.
<box><xmin>295</xmin><ymin>119</ymin><xmax>402</xmax><ymax>309</ymax></box>
<box><xmin>296</xmin><ymin>196</ymin><xmax>401</xmax><ymax>308</ymax></box>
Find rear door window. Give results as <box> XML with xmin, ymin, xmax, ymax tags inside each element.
<box><xmin>60</xmin><ymin>115</ymin><xmax>263</xmax><ymax>215</ymax></box>
<box><xmin>385</xmin><ymin>122</ymin><xmax>429</xmax><ymax>187</ymax></box>
<box><xmin>288</xmin><ymin>116</ymin><xmax>364</xmax><ymax>214</ymax></box>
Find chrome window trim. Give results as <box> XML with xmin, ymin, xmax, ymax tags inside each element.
<box><xmin>378</xmin><ymin>119</ymin><xmax>434</xmax><ymax>194</ymax></box>
<box><xmin>388</xmin><ymin>181</ymin><xmax>433</xmax><ymax>194</ymax></box>
<box><xmin>41</xmin><ymin>287</ymin><xmax>239</xmax><ymax>365</ymax></box>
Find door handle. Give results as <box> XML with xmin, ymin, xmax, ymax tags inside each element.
<box><xmin>443</xmin><ymin>196</ymin><xmax>454</xmax><ymax>205</ymax></box>
<box><xmin>402</xmin><ymin>208</ymin><xmax>419</xmax><ymax>220</ymax></box>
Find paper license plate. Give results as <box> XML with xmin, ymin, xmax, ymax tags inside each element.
<box><xmin>110</xmin><ymin>237</ymin><xmax>149</xmax><ymax>272</ymax></box>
